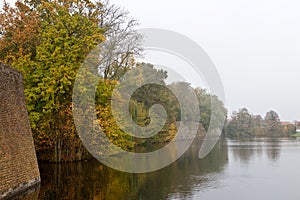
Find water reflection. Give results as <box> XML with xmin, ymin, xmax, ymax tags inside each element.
<box><xmin>266</xmin><ymin>139</ymin><xmax>281</xmax><ymax>161</ymax></box>
<box><xmin>193</xmin><ymin>137</ymin><xmax>300</xmax><ymax>200</ymax></box>
<box><xmin>229</xmin><ymin>138</ymin><xmax>283</xmax><ymax>165</ymax></box>
<box><xmin>8</xmin><ymin>185</ymin><xmax>40</xmax><ymax>200</ymax></box>
<box><xmin>27</xmin><ymin>139</ymin><xmax>227</xmax><ymax>200</ymax></box>
<box><xmin>14</xmin><ymin>137</ymin><xmax>300</xmax><ymax>200</ymax></box>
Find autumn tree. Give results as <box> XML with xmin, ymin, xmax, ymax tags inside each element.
<box><xmin>1</xmin><ymin>0</ymin><xmax>228</xmax><ymax>160</ymax></box>
<box><xmin>0</xmin><ymin>1</ymin><xmax>40</xmax><ymax>64</ymax></box>
<box><xmin>1</xmin><ymin>0</ymin><xmax>104</xmax><ymax>161</ymax></box>
<box><xmin>95</xmin><ymin>63</ymin><xmax>178</xmax><ymax>150</ymax></box>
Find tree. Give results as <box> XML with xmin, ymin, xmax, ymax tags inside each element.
<box><xmin>250</xmin><ymin>115</ymin><xmax>263</xmax><ymax>136</ymax></box>
<box><xmin>194</xmin><ymin>88</ymin><xmax>211</xmax><ymax>131</ymax></box>
<box><xmin>96</xmin><ymin>0</ymin><xmax>143</xmax><ymax>80</ymax></box>
<box><xmin>1</xmin><ymin>0</ymin><xmax>104</xmax><ymax>161</ymax></box>
<box><xmin>225</xmin><ymin>108</ymin><xmax>252</xmax><ymax>137</ymax></box>
<box><xmin>113</xmin><ymin>63</ymin><xmax>178</xmax><ymax>145</ymax></box>
<box><xmin>0</xmin><ymin>1</ymin><xmax>40</xmax><ymax>63</ymax></box>
<box><xmin>225</xmin><ymin>108</ymin><xmax>291</xmax><ymax>137</ymax></box>
<box><xmin>264</xmin><ymin>110</ymin><xmax>282</xmax><ymax>136</ymax></box>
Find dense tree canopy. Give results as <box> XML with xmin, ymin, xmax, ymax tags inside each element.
<box><xmin>226</xmin><ymin>109</ymin><xmax>295</xmax><ymax>137</ymax></box>
<box><xmin>1</xmin><ymin>0</ymin><xmax>227</xmax><ymax>161</ymax></box>
<box><xmin>1</xmin><ymin>0</ymin><xmax>105</xmax><ymax>161</ymax></box>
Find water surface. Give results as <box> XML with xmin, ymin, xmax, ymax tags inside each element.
<box><xmin>17</xmin><ymin>138</ymin><xmax>300</xmax><ymax>199</ymax></box>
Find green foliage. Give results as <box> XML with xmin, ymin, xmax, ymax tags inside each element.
<box><xmin>194</xmin><ymin>88</ymin><xmax>227</xmax><ymax>132</ymax></box>
<box><xmin>293</xmin><ymin>132</ymin><xmax>300</xmax><ymax>137</ymax></box>
<box><xmin>95</xmin><ymin>80</ymin><xmax>136</xmax><ymax>151</ymax></box>
<box><xmin>1</xmin><ymin>0</ymin><xmax>228</xmax><ymax>161</ymax></box>
<box><xmin>226</xmin><ymin>108</ymin><xmax>252</xmax><ymax>137</ymax></box>
<box><xmin>1</xmin><ymin>0</ymin><xmax>104</xmax><ymax>162</ymax></box>
<box><xmin>264</xmin><ymin>110</ymin><xmax>282</xmax><ymax>135</ymax></box>
<box><xmin>226</xmin><ymin>109</ymin><xmax>295</xmax><ymax>137</ymax></box>
<box><xmin>95</xmin><ymin>65</ymin><xmax>179</xmax><ymax>150</ymax></box>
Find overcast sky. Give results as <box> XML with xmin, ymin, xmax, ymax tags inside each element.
<box><xmin>2</xmin><ymin>0</ymin><xmax>300</xmax><ymax>121</ymax></box>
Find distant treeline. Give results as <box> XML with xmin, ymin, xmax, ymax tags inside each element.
<box><xmin>225</xmin><ymin>108</ymin><xmax>296</xmax><ymax>137</ymax></box>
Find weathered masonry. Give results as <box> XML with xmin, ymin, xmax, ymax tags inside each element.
<box><xmin>0</xmin><ymin>62</ymin><xmax>40</xmax><ymax>199</ymax></box>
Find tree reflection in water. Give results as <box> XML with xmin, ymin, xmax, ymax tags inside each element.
<box><xmin>16</xmin><ymin>139</ymin><xmax>228</xmax><ymax>200</ymax></box>
<box><xmin>14</xmin><ymin>137</ymin><xmax>293</xmax><ymax>200</ymax></box>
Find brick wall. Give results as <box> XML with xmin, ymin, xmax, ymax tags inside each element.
<box><xmin>0</xmin><ymin>62</ymin><xmax>40</xmax><ymax>199</ymax></box>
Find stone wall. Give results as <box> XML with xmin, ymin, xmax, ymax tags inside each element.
<box><xmin>0</xmin><ymin>62</ymin><xmax>40</xmax><ymax>199</ymax></box>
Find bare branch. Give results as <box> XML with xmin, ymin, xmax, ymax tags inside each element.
<box><xmin>97</xmin><ymin>0</ymin><xmax>143</xmax><ymax>80</ymax></box>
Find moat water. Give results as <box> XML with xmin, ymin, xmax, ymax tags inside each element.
<box><xmin>16</xmin><ymin>137</ymin><xmax>300</xmax><ymax>200</ymax></box>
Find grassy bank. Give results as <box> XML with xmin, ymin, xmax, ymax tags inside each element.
<box><xmin>292</xmin><ymin>132</ymin><xmax>300</xmax><ymax>137</ymax></box>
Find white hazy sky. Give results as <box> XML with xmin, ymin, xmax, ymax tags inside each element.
<box><xmin>2</xmin><ymin>0</ymin><xmax>300</xmax><ymax>121</ymax></box>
